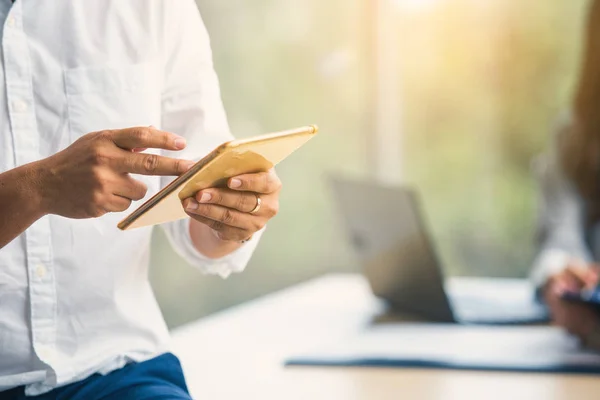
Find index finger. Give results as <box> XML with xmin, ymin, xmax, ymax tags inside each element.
<box><xmin>228</xmin><ymin>169</ymin><xmax>282</xmax><ymax>194</ymax></box>
<box><xmin>110</xmin><ymin>126</ymin><xmax>187</xmax><ymax>151</ymax></box>
<box><xmin>118</xmin><ymin>151</ymin><xmax>194</xmax><ymax>176</ymax></box>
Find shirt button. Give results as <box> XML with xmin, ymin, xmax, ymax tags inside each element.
<box><xmin>35</xmin><ymin>264</ymin><xmax>47</xmax><ymax>279</ymax></box>
<box><xmin>6</xmin><ymin>16</ymin><xmax>16</xmax><ymax>28</ymax></box>
<box><xmin>12</xmin><ymin>100</ymin><xmax>27</xmax><ymax>113</ymax></box>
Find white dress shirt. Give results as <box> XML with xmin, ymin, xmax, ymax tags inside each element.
<box><xmin>530</xmin><ymin>113</ymin><xmax>594</xmax><ymax>288</ymax></box>
<box><xmin>0</xmin><ymin>0</ymin><xmax>262</xmax><ymax>395</ymax></box>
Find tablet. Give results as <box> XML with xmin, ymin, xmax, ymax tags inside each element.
<box><xmin>117</xmin><ymin>125</ymin><xmax>318</xmax><ymax>230</ymax></box>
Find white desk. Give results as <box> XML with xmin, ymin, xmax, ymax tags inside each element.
<box><xmin>171</xmin><ymin>274</ymin><xmax>600</xmax><ymax>400</ymax></box>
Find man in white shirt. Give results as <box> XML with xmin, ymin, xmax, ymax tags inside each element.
<box><xmin>0</xmin><ymin>1</ymin><xmax>280</xmax><ymax>398</ymax></box>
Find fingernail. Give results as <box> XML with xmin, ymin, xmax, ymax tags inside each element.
<box><xmin>174</xmin><ymin>138</ymin><xmax>187</xmax><ymax>150</ymax></box>
<box><xmin>186</xmin><ymin>199</ymin><xmax>199</xmax><ymax>211</ymax></box>
<box><xmin>199</xmin><ymin>192</ymin><xmax>212</xmax><ymax>203</ymax></box>
<box><xmin>229</xmin><ymin>178</ymin><xmax>242</xmax><ymax>188</ymax></box>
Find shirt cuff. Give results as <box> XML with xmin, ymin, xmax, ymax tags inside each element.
<box><xmin>161</xmin><ymin>218</ymin><xmax>264</xmax><ymax>278</ymax></box>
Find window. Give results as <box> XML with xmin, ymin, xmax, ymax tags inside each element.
<box><xmin>150</xmin><ymin>0</ymin><xmax>589</xmax><ymax>328</ymax></box>
<box><xmin>392</xmin><ymin>1</ymin><xmax>587</xmax><ymax>277</ymax></box>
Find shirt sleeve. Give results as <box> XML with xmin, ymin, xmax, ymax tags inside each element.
<box><xmin>161</xmin><ymin>220</ymin><xmax>265</xmax><ymax>278</ymax></box>
<box><xmin>530</xmin><ymin>114</ymin><xmax>593</xmax><ymax>289</ymax></box>
<box><xmin>156</xmin><ymin>0</ymin><xmax>262</xmax><ymax>277</ymax></box>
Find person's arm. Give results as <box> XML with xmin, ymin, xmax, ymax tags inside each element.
<box><xmin>530</xmin><ymin>128</ymin><xmax>600</xmax><ymax>345</ymax></box>
<box><xmin>531</xmin><ymin>0</ymin><xmax>600</xmax><ymax>286</ymax></box>
<box><xmin>187</xmin><ymin>216</ymin><xmax>245</xmax><ymax>259</ymax></box>
<box><xmin>530</xmin><ymin>119</ymin><xmax>593</xmax><ymax>288</ymax></box>
<box><xmin>0</xmin><ymin>127</ymin><xmax>191</xmax><ymax>250</ymax></box>
<box><xmin>158</xmin><ymin>0</ymin><xmax>273</xmax><ymax>275</ymax></box>
<box><xmin>0</xmin><ymin>162</ymin><xmax>46</xmax><ymax>248</ymax></box>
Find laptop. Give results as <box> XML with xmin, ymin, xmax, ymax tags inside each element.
<box><xmin>330</xmin><ymin>177</ymin><xmax>549</xmax><ymax>324</ymax></box>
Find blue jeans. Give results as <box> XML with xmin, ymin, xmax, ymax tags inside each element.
<box><xmin>0</xmin><ymin>353</ymin><xmax>192</xmax><ymax>399</ymax></box>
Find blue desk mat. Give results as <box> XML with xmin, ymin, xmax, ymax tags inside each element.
<box><xmin>285</xmin><ymin>324</ymin><xmax>600</xmax><ymax>374</ymax></box>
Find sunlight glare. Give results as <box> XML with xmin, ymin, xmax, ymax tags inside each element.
<box><xmin>391</xmin><ymin>0</ymin><xmax>441</xmax><ymax>12</ymax></box>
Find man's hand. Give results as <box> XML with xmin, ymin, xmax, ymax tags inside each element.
<box><xmin>182</xmin><ymin>169</ymin><xmax>281</xmax><ymax>242</ymax></box>
<box><xmin>37</xmin><ymin>126</ymin><xmax>194</xmax><ymax>219</ymax></box>
<box><xmin>544</xmin><ymin>262</ymin><xmax>600</xmax><ymax>343</ymax></box>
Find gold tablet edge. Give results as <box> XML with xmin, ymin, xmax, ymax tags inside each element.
<box><xmin>116</xmin><ymin>125</ymin><xmax>318</xmax><ymax>231</ymax></box>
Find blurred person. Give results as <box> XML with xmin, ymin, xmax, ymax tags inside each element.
<box><xmin>0</xmin><ymin>1</ymin><xmax>281</xmax><ymax>398</ymax></box>
<box><xmin>532</xmin><ymin>0</ymin><xmax>600</xmax><ymax>349</ymax></box>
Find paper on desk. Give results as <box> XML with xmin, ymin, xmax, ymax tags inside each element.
<box><xmin>445</xmin><ymin>277</ymin><xmax>537</xmax><ymax>307</ymax></box>
<box><xmin>444</xmin><ymin>277</ymin><xmax>549</xmax><ymax>322</ymax></box>
<box><xmin>285</xmin><ymin>324</ymin><xmax>600</xmax><ymax>373</ymax></box>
